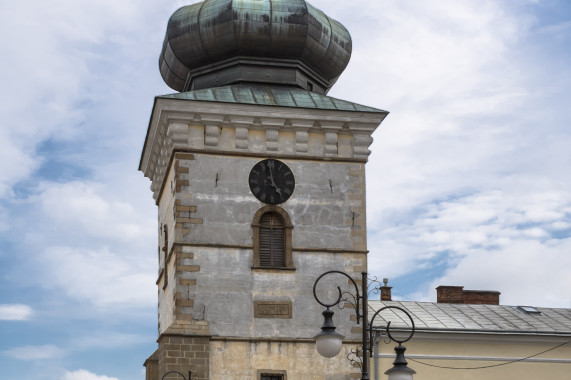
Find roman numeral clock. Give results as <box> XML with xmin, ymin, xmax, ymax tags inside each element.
<box><xmin>249</xmin><ymin>159</ymin><xmax>295</xmax><ymax>205</ymax></box>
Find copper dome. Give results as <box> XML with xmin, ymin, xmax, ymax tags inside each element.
<box><xmin>159</xmin><ymin>0</ymin><xmax>352</xmax><ymax>94</ymax></box>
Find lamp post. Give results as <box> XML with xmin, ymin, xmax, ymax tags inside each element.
<box><xmin>313</xmin><ymin>271</ymin><xmax>416</xmax><ymax>380</ymax></box>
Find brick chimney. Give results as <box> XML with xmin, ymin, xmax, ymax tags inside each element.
<box><xmin>380</xmin><ymin>278</ymin><xmax>392</xmax><ymax>301</ymax></box>
<box><xmin>463</xmin><ymin>290</ymin><xmax>500</xmax><ymax>305</ymax></box>
<box><xmin>436</xmin><ymin>285</ymin><xmax>500</xmax><ymax>305</ymax></box>
<box><xmin>436</xmin><ymin>286</ymin><xmax>464</xmax><ymax>304</ymax></box>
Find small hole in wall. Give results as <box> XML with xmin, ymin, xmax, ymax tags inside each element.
<box><xmin>307</xmin><ymin>82</ymin><xmax>313</xmax><ymax>91</ymax></box>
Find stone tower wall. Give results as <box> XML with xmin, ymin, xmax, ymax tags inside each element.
<box><xmin>142</xmin><ymin>97</ymin><xmax>385</xmax><ymax>379</ymax></box>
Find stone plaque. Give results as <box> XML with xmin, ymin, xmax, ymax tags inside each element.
<box><xmin>254</xmin><ymin>301</ymin><xmax>292</xmax><ymax>319</ymax></box>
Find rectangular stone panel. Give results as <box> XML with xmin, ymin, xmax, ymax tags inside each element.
<box><xmin>254</xmin><ymin>301</ymin><xmax>292</xmax><ymax>319</ymax></box>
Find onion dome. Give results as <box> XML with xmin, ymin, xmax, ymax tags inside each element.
<box><xmin>159</xmin><ymin>0</ymin><xmax>352</xmax><ymax>94</ymax></box>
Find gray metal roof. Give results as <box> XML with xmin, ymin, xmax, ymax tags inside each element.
<box><xmin>158</xmin><ymin>85</ymin><xmax>387</xmax><ymax>113</ymax></box>
<box><xmin>368</xmin><ymin>300</ymin><xmax>571</xmax><ymax>335</ymax></box>
<box><xmin>159</xmin><ymin>0</ymin><xmax>352</xmax><ymax>93</ymax></box>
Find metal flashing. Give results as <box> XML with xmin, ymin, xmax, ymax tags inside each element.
<box><xmin>158</xmin><ymin>85</ymin><xmax>386</xmax><ymax>114</ymax></box>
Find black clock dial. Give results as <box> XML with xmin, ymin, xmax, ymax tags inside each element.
<box><xmin>249</xmin><ymin>159</ymin><xmax>295</xmax><ymax>205</ymax></box>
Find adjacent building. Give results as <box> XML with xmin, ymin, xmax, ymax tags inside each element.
<box><xmin>369</xmin><ymin>284</ymin><xmax>571</xmax><ymax>380</ymax></box>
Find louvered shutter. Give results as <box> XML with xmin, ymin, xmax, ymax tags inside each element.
<box><xmin>259</xmin><ymin>212</ymin><xmax>286</xmax><ymax>267</ymax></box>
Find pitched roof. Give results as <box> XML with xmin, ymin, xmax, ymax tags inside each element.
<box><xmin>158</xmin><ymin>85</ymin><xmax>387</xmax><ymax>114</ymax></box>
<box><xmin>368</xmin><ymin>300</ymin><xmax>571</xmax><ymax>336</ymax></box>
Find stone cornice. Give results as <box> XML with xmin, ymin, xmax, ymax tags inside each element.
<box><xmin>140</xmin><ymin>97</ymin><xmax>387</xmax><ymax>200</ymax></box>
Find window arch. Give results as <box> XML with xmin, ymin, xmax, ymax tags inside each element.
<box><xmin>252</xmin><ymin>206</ymin><xmax>294</xmax><ymax>269</ymax></box>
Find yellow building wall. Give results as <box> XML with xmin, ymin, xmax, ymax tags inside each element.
<box><xmin>371</xmin><ymin>336</ymin><xmax>571</xmax><ymax>380</ymax></box>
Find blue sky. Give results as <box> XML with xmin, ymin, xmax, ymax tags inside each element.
<box><xmin>1</xmin><ymin>1</ymin><xmax>570</xmax><ymax>379</ymax></box>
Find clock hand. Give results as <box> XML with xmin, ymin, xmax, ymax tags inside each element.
<box><xmin>268</xmin><ymin>165</ymin><xmax>282</xmax><ymax>195</ymax></box>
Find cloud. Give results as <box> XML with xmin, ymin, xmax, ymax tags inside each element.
<box><xmin>0</xmin><ymin>304</ymin><xmax>33</xmax><ymax>321</ymax></box>
<box><xmin>2</xmin><ymin>345</ymin><xmax>65</xmax><ymax>360</ymax></box>
<box><xmin>2</xmin><ymin>177</ymin><xmax>156</xmax><ymax>312</ymax></box>
<box><xmin>429</xmin><ymin>239</ymin><xmax>571</xmax><ymax>307</ymax></box>
<box><xmin>320</xmin><ymin>0</ymin><xmax>571</xmax><ymax>307</ymax></box>
<box><xmin>72</xmin><ymin>332</ymin><xmax>148</xmax><ymax>350</ymax></box>
<box><xmin>37</xmin><ymin>245</ymin><xmax>155</xmax><ymax>309</ymax></box>
<box><xmin>62</xmin><ymin>370</ymin><xmax>118</xmax><ymax>380</ymax></box>
<box><xmin>35</xmin><ymin>180</ymin><xmax>155</xmax><ymax>308</ymax></box>
<box><xmin>331</xmin><ymin>0</ymin><xmax>530</xmax><ymax>107</ymax></box>
<box><xmin>0</xmin><ymin>0</ymin><xmax>169</xmax><ymax>198</ymax></box>
<box><xmin>37</xmin><ymin>180</ymin><xmax>153</xmax><ymax>244</ymax></box>
<box><xmin>368</xmin><ymin>185</ymin><xmax>571</xmax><ymax>307</ymax></box>
<box><xmin>0</xmin><ymin>2</ymin><xmax>166</xmax><ymax>377</ymax></box>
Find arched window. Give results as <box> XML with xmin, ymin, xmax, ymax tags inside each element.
<box><xmin>259</xmin><ymin>212</ymin><xmax>285</xmax><ymax>267</ymax></box>
<box><xmin>252</xmin><ymin>206</ymin><xmax>294</xmax><ymax>269</ymax></box>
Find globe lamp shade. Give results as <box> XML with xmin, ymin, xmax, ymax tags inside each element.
<box><xmin>385</xmin><ymin>344</ymin><xmax>415</xmax><ymax>380</ymax></box>
<box><xmin>385</xmin><ymin>369</ymin><xmax>415</xmax><ymax>380</ymax></box>
<box><xmin>315</xmin><ymin>330</ymin><xmax>345</xmax><ymax>358</ymax></box>
<box><xmin>314</xmin><ymin>309</ymin><xmax>345</xmax><ymax>358</ymax></box>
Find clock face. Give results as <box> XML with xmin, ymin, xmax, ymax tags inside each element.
<box><xmin>249</xmin><ymin>159</ymin><xmax>295</xmax><ymax>205</ymax></box>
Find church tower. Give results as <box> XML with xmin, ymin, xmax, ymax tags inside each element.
<box><xmin>140</xmin><ymin>1</ymin><xmax>388</xmax><ymax>379</ymax></box>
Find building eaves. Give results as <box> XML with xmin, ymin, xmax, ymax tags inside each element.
<box><xmin>157</xmin><ymin>85</ymin><xmax>387</xmax><ymax>114</ymax></box>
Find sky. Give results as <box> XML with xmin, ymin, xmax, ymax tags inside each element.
<box><xmin>0</xmin><ymin>0</ymin><xmax>570</xmax><ymax>379</ymax></box>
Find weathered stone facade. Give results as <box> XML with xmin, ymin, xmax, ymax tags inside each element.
<box><xmin>140</xmin><ymin>92</ymin><xmax>386</xmax><ymax>379</ymax></box>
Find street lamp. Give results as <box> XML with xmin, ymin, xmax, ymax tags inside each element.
<box><xmin>315</xmin><ymin>308</ymin><xmax>345</xmax><ymax>358</ymax></box>
<box><xmin>313</xmin><ymin>271</ymin><xmax>416</xmax><ymax>380</ymax></box>
<box><xmin>384</xmin><ymin>343</ymin><xmax>416</xmax><ymax>380</ymax></box>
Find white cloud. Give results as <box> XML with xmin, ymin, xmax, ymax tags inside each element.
<box><xmin>330</xmin><ymin>0</ymin><xmax>530</xmax><ymax>107</ymax></box>
<box><xmin>15</xmin><ymin>178</ymin><xmax>158</xmax><ymax>310</ymax></box>
<box><xmin>0</xmin><ymin>0</ymin><xmax>171</xmax><ymax>198</ymax></box>
<box><xmin>2</xmin><ymin>345</ymin><xmax>65</xmax><ymax>360</ymax></box>
<box><xmin>368</xmin><ymin>186</ymin><xmax>571</xmax><ymax>307</ymax></box>
<box><xmin>62</xmin><ymin>369</ymin><xmax>118</xmax><ymax>380</ymax></box>
<box><xmin>72</xmin><ymin>332</ymin><xmax>148</xmax><ymax>350</ymax></box>
<box><xmin>337</xmin><ymin>1</ymin><xmax>543</xmax><ymax>220</ymax></box>
<box><xmin>428</xmin><ymin>239</ymin><xmax>571</xmax><ymax>308</ymax></box>
<box><xmin>316</xmin><ymin>0</ymin><xmax>571</xmax><ymax>308</ymax></box>
<box><xmin>0</xmin><ymin>304</ymin><xmax>33</xmax><ymax>321</ymax></box>
<box><xmin>37</xmin><ymin>245</ymin><xmax>155</xmax><ymax>309</ymax></box>
<box><xmin>38</xmin><ymin>180</ymin><xmax>153</xmax><ymax>244</ymax></box>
